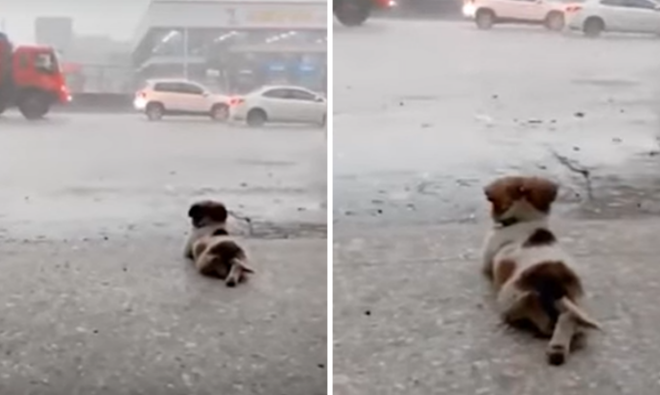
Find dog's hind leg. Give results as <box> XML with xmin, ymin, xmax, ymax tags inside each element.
<box><xmin>503</xmin><ymin>292</ymin><xmax>554</xmax><ymax>337</ymax></box>
<box><xmin>546</xmin><ymin>312</ymin><xmax>577</xmax><ymax>366</ymax></box>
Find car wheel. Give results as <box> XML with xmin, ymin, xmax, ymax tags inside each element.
<box><xmin>146</xmin><ymin>102</ymin><xmax>164</xmax><ymax>121</ymax></box>
<box><xmin>210</xmin><ymin>103</ymin><xmax>229</xmax><ymax>122</ymax></box>
<box><xmin>475</xmin><ymin>9</ymin><xmax>495</xmax><ymax>30</ymax></box>
<box><xmin>583</xmin><ymin>17</ymin><xmax>604</xmax><ymax>38</ymax></box>
<box><xmin>544</xmin><ymin>12</ymin><xmax>565</xmax><ymax>31</ymax></box>
<box><xmin>334</xmin><ymin>0</ymin><xmax>371</xmax><ymax>27</ymax></box>
<box><xmin>246</xmin><ymin>109</ymin><xmax>267</xmax><ymax>127</ymax></box>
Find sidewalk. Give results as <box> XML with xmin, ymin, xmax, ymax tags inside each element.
<box><xmin>334</xmin><ymin>219</ymin><xmax>660</xmax><ymax>395</ymax></box>
<box><xmin>0</xmin><ymin>235</ymin><xmax>326</xmax><ymax>395</ymax></box>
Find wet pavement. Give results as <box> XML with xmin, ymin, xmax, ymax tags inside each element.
<box><xmin>0</xmin><ymin>113</ymin><xmax>327</xmax><ymax>394</ymax></box>
<box><xmin>0</xmin><ymin>113</ymin><xmax>327</xmax><ymax>239</ymax></box>
<box><xmin>334</xmin><ymin>219</ymin><xmax>660</xmax><ymax>395</ymax></box>
<box><xmin>334</xmin><ymin>20</ymin><xmax>660</xmax><ymax>228</ymax></box>
<box><xmin>333</xmin><ymin>19</ymin><xmax>660</xmax><ymax>394</ymax></box>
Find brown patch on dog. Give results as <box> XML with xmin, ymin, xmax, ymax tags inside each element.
<box><xmin>211</xmin><ymin>228</ymin><xmax>229</xmax><ymax>237</ymax></box>
<box><xmin>194</xmin><ymin>237</ymin><xmax>255</xmax><ymax>287</ymax></box>
<box><xmin>516</xmin><ymin>261</ymin><xmax>583</xmax><ymax>304</ymax></box>
<box><xmin>493</xmin><ymin>259</ymin><xmax>517</xmax><ymax>289</ymax></box>
<box><xmin>188</xmin><ymin>200</ymin><xmax>228</xmax><ymax>228</ymax></box>
<box><xmin>524</xmin><ymin>228</ymin><xmax>556</xmax><ymax>247</ymax></box>
<box><xmin>483</xmin><ymin>176</ymin><xmax>559</xmax><ymax>215</ymax></box>
<box><xmin>198</xmin><ymin>239</ymin><xmax>244</xmax><ymax>277</ymax></box>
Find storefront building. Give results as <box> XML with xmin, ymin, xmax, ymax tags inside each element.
<box><xmin>131</xmin><ymin>0</ymin><xmax>327</xmax><ymax>93</ymax></box>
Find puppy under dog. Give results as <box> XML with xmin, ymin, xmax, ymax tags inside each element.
<box><xmin>480</xmin><ymin>176</ymin><xmax>601</xmax><ymax>365</ymax></box>
<box><xmin>184</xmin><ymin>200</ymin><xmax>254</xmax><ymax>287</ymax></box>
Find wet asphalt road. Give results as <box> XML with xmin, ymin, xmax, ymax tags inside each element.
<box><xmin>0</xmin><ymin>113</ymin><xmax>327</xmax><ymax>394</ymax></box>
<box><xmin>334</xmin><ymin>19</ymin><xmax>660</xmax><ymax>395</ymax></box>
<box><xmin>0</xmin><ymin>113</ymin><xmax>327</xmax><ymax>239</ymax></box>
<box><xmin>334</xmin><ymin>20</ymin><xmax>660</xmax><ymax>228</ymax></box>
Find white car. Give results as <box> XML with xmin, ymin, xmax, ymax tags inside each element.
<box><xmin>134</xmin><ymin>79</ymin><xmax>230</xmax><ymax>121</ymax></box>
<box><xmin>463</xmin><ymin>0</ymin><xmax>570</xmax><ymax>30</ymax></box>
<box><xmin>566</xmin><ymin>0</ymin><xmax>660</xmax><ymax>37</ymax></box>
<box><xmin>229</xmin><ymin>85</ymin><xmax>327</xmax><ymax>128</ymax></box>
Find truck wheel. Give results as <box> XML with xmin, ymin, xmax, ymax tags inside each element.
<box><xmin>146</xmin><ymin>102</ymin><xmax>164</xmax><ymax>121</ymax></box>
<box><xmin>210</xmin><ymin>103</ymin><xmax>229</xmax><ymax>121</ymax></box>
<box><xmin>246</xmin><ymin>109</ymin><xmax>267</xmax><ymax>127</ymax></box>
<box><xmin>475</xmin><ymin>9</ymin><xmax>496</xmax><ymax>30</ymax></box>
<box><xmin>18</xmin><ymin>95</ymin><xmax>49</xmax><ymax>120</ymax></box>
<box><xmin>334</xmin><ymin>0</ymin><xmax>371</xmax><ymax>27</ymax></box>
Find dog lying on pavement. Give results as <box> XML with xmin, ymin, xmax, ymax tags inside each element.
<box><xmin>480</xmin><ymin>176</ymin><xmax>601</xmax><ymax>365</ymax></box>
<box><xmin>184</xmin><ymin>200</ymin><xmax>254</xmax><ymax>287</ymax></box>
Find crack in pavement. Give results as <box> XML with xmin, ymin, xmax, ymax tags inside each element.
<box><xmin>550</xmin><ymin>149</ymin><xmax>594</xmax><ymax>201</ymax></box>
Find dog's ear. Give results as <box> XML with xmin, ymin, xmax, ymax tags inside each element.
<box><xmin>521</xmin><ymin>177</ymin><xmax>558</xmax><ymax>213</ymax></box>
<box><xmin>188</xmin><ymin>203</ymin><xmax>203</xmax><ymax>220</ymax></box>
<box><xmin>484</xmin><ymin>177</ymin><xmax>525</xmax><ymax>215</ymax></box>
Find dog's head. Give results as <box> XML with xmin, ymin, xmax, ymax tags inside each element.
<box><xmin>483</xmin><ymin>176</ymin><xmax>558</xmax><ymax>224</ymax></box>
<box><xmin>188</xmin><ymin>200</ymin><xmax>228</xmax><ymax>228</ymax></box>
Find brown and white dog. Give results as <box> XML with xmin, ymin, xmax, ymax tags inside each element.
<box><xmin>184</xmin><ymin>200</ymin><xmax>254</xmax><ymax>287</ymax></box>
<box><xmin>480</xmin><ymin>176</ymin><xmax>600</xmax><ymax>365</ymax></box>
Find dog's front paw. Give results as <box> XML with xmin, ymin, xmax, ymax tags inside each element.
<box><xmin>546</xmin><ymin>343</ymin><xmax>568</xmax><ymax>366</ymax></box>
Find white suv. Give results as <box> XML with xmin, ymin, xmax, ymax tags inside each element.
<box><xmin>566</xmin><ymin>0</ymin><xmax>660</xmax><ymax>37</ymax></box>
<box><xmin>134</xmin><ymin>79</ymin><xmax>230</xmax><ymax>121</ymax></box>
<box><xmin>229</xmin><ymin>85</ymin><xmax>327</xmax><ymax>128</ymax></box>
<box><xmin>463</xmin><ymin>0</ymin><xmax>569</xmax><ymax>30</ymax></box>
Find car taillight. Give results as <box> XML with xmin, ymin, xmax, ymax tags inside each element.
<box><xmin>376</xmin><ymin>0</ymin><xmax>395</xmax><ymax>8</ymax></box>
<box><xmin>136</xmin><ymin>91</ymin><xmax>146</xmax><ymax>98</ymax></box>
<box><xmin>230</xmin><ymin>97</ymin><xmax>244</xmax><ymax>106</ymax></box>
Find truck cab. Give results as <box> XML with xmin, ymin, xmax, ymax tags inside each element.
<box><xmin>0</xmin><ymin>34</ymin><xmax>70</xmax><ymax>119</ymax></box>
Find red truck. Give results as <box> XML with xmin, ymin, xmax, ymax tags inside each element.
<box><xmin>0</xmin><ymin>32</ymin><xmax>70</xmax><ymax>120</ymax></box>
<box><xmin>334</xmin><ymin>0</ymin><xmax>396</xmax><ymax>26</ymax></box>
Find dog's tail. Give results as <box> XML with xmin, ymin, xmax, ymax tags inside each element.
<box><xmin>556</xmin><ymin>297</ymin><xmax>601</xmax><ymax>330</ymax></box>
<box><xmin>224</xmin><ymin>257</ymin><xmax>255</xmax><ymax>287</ymax></box>
<box><xmin>517</xmin><ymin>260</ymin><xmax>601</xmax><ymax>330</ymax></box>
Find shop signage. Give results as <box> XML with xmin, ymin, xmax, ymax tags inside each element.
<box><xmin>245</xmin><ymin>9</ymin><xmax>323</xmax><ymax>25</ymax></box>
